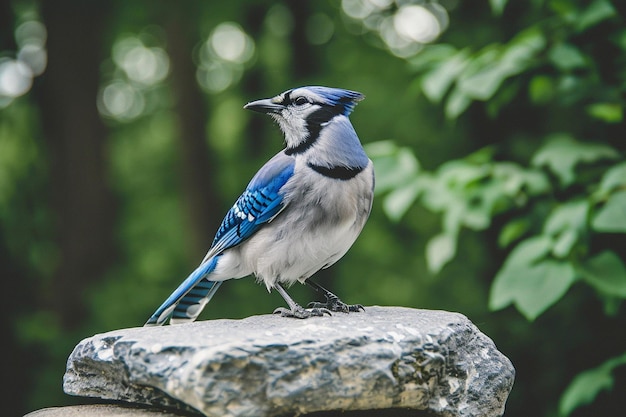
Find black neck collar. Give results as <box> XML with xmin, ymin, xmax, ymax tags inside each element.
<box><xmin>307</xmin><ymin>163</ymin><xmax>364</xmax><ymax>180</ymax></box>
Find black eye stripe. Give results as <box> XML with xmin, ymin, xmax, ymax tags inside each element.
<box><xmin>282</xmin><ymin>90</ymin><xmax>293</xmax><ymax>106</ymax></box>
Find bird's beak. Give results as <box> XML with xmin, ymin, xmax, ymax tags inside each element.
<box><xmin>243</xmin><ymin>98</ymin><xmax>284</xmax><ymax>114</ymax></box>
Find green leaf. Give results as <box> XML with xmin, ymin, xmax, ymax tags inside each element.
<box><xmin>364</xmin><ymin>140</ymin><xmax>397</xmax><ymax>157</ymax></box>
<box><xmin>489</xmin><ymin>0</ymin><xmax>509</xmax><ymax>16</ymax></box>
<box><xmin>552</xmin><ymin>229</ymin><xmax>578</xmax><ymax>258</ymax></box>
<box><xmin>592</xmin><ymin>190</ymin><xmax>626</xmax><ymax>233</ymax></box>
<box><xmin>529</xmin><ymin>75</ymin><xmax>555</xmax><ymax>104</ymax></box>
<box><xmin>491</xmin><ymin>162</ymin><xmax>527</xmax><ymax>197</ymax></box>
<box><xmin>455</xmin><ymin>47</ymin><xmax>501</xmax><ymax>101</ymax></box>
<box><xmin>519</xmin><ymin>169</ymin><xmax>551</xmax><ymax>195</ymax></box>
<box><xmin>490</xmin><ymin>235</ymin><xmax>577</xmax><ymax>320</ymax></box>
<box><xmin>490</xmin><ymin>235</ymin><xmax>552</xmax><ymax>309</ymax></box>
<box><xmin>531</xmin><ymin>134</ymin><xmax>620</xmax><ymax>186</ymax></box>
<box><xmin>486</xmin><ymin>77</ymin><xmax>521</xmax><ymax>118</ymax></box>
<box><xmin>382</xmin><ymin>179</ymin><xmax>422</xmax><ymax>222</ymax></box>
<box><xmin>579</xmin><ymin>251</ymin><xmax>626</xmax><ymax>298</ymax></box>
<box><xmin>586</xmin><ymin>103</ymin><xmax>623</xmax><ymax>123</ymax></box>
<box><xmin>504</xmin><ymin>234</ymin><xmax>554</xmax><ymax>267</ymax></box>
<box><xmin>445</xmin><ymin>86</ymin><xmax>472</xmax><ymax>119</ymax></box>
<box><xmin>498</xmin><ymin>218</ymin><xmax>531</xmax><ymax>248</ymax></box>
<box><xmin>465</xmin><ymin>146</ymin><xmax>495</xmax><ymax>164</ymax></box>
<box><xmin>543</xmin><ymin>199</ymin><xmax>588</xmax><ymax>257</ymax></box>
<box><xmin>556</xmin><ymin>74</ymin><xmax>584</xmax><ymax>96</ymax></box>
<box><xmin>366</xmin><ymin>141</ymin><xmax>420</xmax><ymax>194</ymax></box>
<box><xmin>499</xmin><ymin>259</ymin><xmax>576</xmax><ymax>321</ymax></box>
<box><xmin>601</xmin><ymin>296</ymin><xmax>622</xmax><ymax>316</ymax></box>
<box><xmin>421</xmin><ymin>49</ymin><xmax>470</xmax><ymax>104</ymax></box>
<box><xmin>549</xmin><ymin>0</ymin><xmax>577</xmax><ymax>22</ymax></box>
<box><xmin>598</xmin><ymin>162</ymin><xmax>626</xmax><ymax>194</ymax></box>
<box><xmin>559</xmin><ymin>366</ymin><xmax>613</xmax><ymax>416</ymax></box>
<box><xmin>544</xmin><ymin>199</ymin><xmax>589</xmax><ymax>236</ymax></box>
<box><xmin>500</xmin><ymin>26</ymin><xmax>546</xmax><ymax>72</ymax></box>
<box><xmin>548</xmin><ymin>43</ymin><xmax>587</xmax><ymax>71</ymax></box>
<box><xmin>457</xmin><ymin>63</ymin><xmax>508</xmax><ymax>101</ymax></box>
<box><xmin>426</xmin><ymin>232</ymin><xmax>457</xmax><ymax>274</ymax></box>
<box><xmin>408</xmin><ymin>44</ymin><xmax>458</xmax><ymax>73</ymax></box>
<box><xmin>460</xmin><ymin>202</ymin><xmax>492</xmax><ymax>230</ymax></box>
<box><xmin>575</xmin><ymin>0</ymin><xmax>616</xmax><ymax>32</ymax></box>
<box><xmin>420</xmin><ymin>160</ymin><xmax>495</xmax><ymax>229</ymax></box>
<box><xmin>441</xmin><ymin>202</ymin><xmax>464</xmax><ymax>234</ymax></box>
<box><xmin>456</xmin><ymin>27</ymin><xmax>544</xmax><ymax>101</ymax></box>
<box><xmin>436</xmin><ymin>159</ymin><xmax>491</xmax><ymax>192</ymax></box>
<box><xmin>559</xmin><ymin>352</ymin><xmax>626</xmax><ymax>416</ymax></box>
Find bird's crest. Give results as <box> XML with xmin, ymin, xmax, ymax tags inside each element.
<box><xmin>301</xmin><ymin>86</ymin><xmax>364</xmax><ymax>116</ymax></box>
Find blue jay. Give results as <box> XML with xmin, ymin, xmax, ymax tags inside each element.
<box><xmin>145</xmin><ymin>86</ymin><xmax>374</xmax><ymax>325</ymax></box>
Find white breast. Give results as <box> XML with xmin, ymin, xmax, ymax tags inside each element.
<box><xmin>210</xmin><ymin>160</ymin><xmax>374</xmax><ymax>290</ymax></box>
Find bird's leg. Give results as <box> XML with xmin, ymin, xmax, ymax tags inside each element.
<box><xmin>306</xmin><ymin>280</ymin><xmax>364</xmax><ymax>313</ymax></box>
<box><xmin>273</xmin><ymin>283</ymin><xmax>331</xmax><ymax>319</ymax></box>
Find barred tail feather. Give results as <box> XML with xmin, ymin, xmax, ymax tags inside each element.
<box><xmin>169</xmin><ymin>278</ymin><xmax>222</xmax><ymax>324</ymax></box>
<box><xmin>144</xmin><ymin>256</ymin><xmax>222</xmax><ymax>326</ymax></box>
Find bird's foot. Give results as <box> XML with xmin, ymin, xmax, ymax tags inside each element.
<box><xmin>273</xmin><ymin>305</ymin><xmax>331</xmax><ymax>319</ymax></box>
<box><xmin>307</xmin><ymin>295</ymin><xmax>365</xmax><ymax>313</ymax></box>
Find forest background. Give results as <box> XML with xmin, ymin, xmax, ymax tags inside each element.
<box><xmin>1</xmin><ymin>1</ymin><xmax>625</xmax><ymax>416</ymax></box>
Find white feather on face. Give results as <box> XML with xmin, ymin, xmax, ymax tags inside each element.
<box><xmin>267</xmin><ymin>88</ymin><xmax>334</xmax><ymax>149</ymax></box>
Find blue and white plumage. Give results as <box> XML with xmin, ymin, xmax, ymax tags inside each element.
<box><xmin>145</xmin><ymin>86</ymin><xmax>374</xmax><ymax>325</ymax></box>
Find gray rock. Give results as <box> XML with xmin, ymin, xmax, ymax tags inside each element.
<box><xmin>24</xmin><ymin>404</ymin><xmax>198</xmax><ymax>417</ymax></box>
<box><xmin>64</xmin><ymin>306</ymin><xmax>514</xmax><ymax>417</ymax></box>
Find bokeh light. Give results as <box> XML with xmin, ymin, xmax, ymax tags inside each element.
<box><xmin>306</xmin><ymin>13</ymin><xmax>335</xmax><ymax>45</ymax></box>
<box><xmin>341</xmin><ymin>0</ymin><xmax>449</xmax><ymax>58</ymax></box>
<box><xmin>264</xmin><ymin>4</ymin><xmax>294</xmax><ymax>37</ymax></box>
<box><xmin>113</xmin><ymin>38</ymin><xmax>169</xmax><ymax>86</ymax></box>
<box><xmin>208</xmin><ymin>23</ymin><xmax>254</xmax><ymax>64</ymax></box>
<box><xmin>342</xmin><ymin>0</ymin><xmax>393</xmax><ymax>20</ymax></box>
<box><xmin>0</xmin><ymin>18</ymin><xmax>48</xmax><ymax>108</ymax></box>
<box><xmin>196</xmin><ymin>62</ymin><xmax>238</xmax><ymax>93</ymax></box>
<box><xmin>0</xmin><ymin>58</ymin><xmax>33</xmax><ymax>98</ymax></box>
<box><xmin>394</xmin><ymin>5</ymin><xmax>441</xmax><ymax>44</ymax></box>
<box><xmin>15</xmin><ymin>20</ymin><xmax>47</xmax><ymax>48</ymax></box>
<box><xmin>98</xmin><ymin>81</ymin><xmax>146</xmax><ymax>121</ymax></box>
<box><xmin>99</xmin><ymin>35</ymin><xmax>170</xmax><ymax>121</ymax></box>
<box><xmin>196</xmin><ymin>22</ymin><xmax>255</xmax><ymax>93</ymax></box>
<box><xmin>17</xmin><ymin>44</ymin><xmax>47</xmax><ymax>76</ymax></box>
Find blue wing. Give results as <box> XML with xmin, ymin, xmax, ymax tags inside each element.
<box><xmin>145</xmin><ymin>152</ymin><xmax>295</xmax><ymax>326</ymax></box>
<box><xmin>208</xmin><ymin>152</ymin><xmax>296</xmax><ymax>255</ymax></box>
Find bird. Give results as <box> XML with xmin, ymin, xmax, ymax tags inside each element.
<box><xmin>145</xmin><ymin>86</ymin><xmax>374</xmax><ymax>325</ymax></box>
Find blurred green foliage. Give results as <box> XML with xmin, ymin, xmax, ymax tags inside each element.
<box><xmin>373</xmin><ymin>0</ymin><xmax>626</xmax><ymax>415</ymax></box>
<box><xmin>1</xmin><ymin>1</ymin><xmax>625</xmax><ymax>417</ymax></box>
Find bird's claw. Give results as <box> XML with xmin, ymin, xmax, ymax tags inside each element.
<box><xmin>307</xmin><ymin>298</ymin><xmax>365</xmax><ymax>313</ymax></box>
<box><xmin>273</xmin><ymin>306</ymin><xmax>331</xmax><ymax>319</ymax></box>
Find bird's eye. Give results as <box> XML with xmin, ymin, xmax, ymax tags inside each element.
<box><xmin>294</xmin><ymin>96</ymin><xmax>309</xmax><ymax>106</ymax></box>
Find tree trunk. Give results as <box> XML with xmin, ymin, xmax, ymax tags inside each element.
<box><xmin>166</xmin><ymin>13</ymin><xmax>219</xmax><ymax>259</ymax></box>
<box><xmin>36</xmin><ymin>0</ymin><xmax>116</xmax><ymax>330</ymax></box>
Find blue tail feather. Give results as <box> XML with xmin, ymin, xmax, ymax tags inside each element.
<box><xmin>170</xmin><ymin>278</ymin><xmax>222</xmax><ymax>322</ymax></box>
<box><xmin>144</xmin><ymin>255</ymin><xmax>222</xmax><ymax>326</ymax></box>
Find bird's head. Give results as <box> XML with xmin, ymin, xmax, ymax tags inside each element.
<box><xmin>244</xmin><ymin>86</ymin><xmax>364</xmax><ymax>151</ymax></box>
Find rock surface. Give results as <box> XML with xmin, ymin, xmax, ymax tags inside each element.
<box><xmin>24</xmin><ymin>404</ymin><xmax>198</xmax><ymax>417</ymax></box>
<box><xmin>64</xmin><ymin>306</ymin><xmax>514</xmax><ymax>417</ymax></box>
